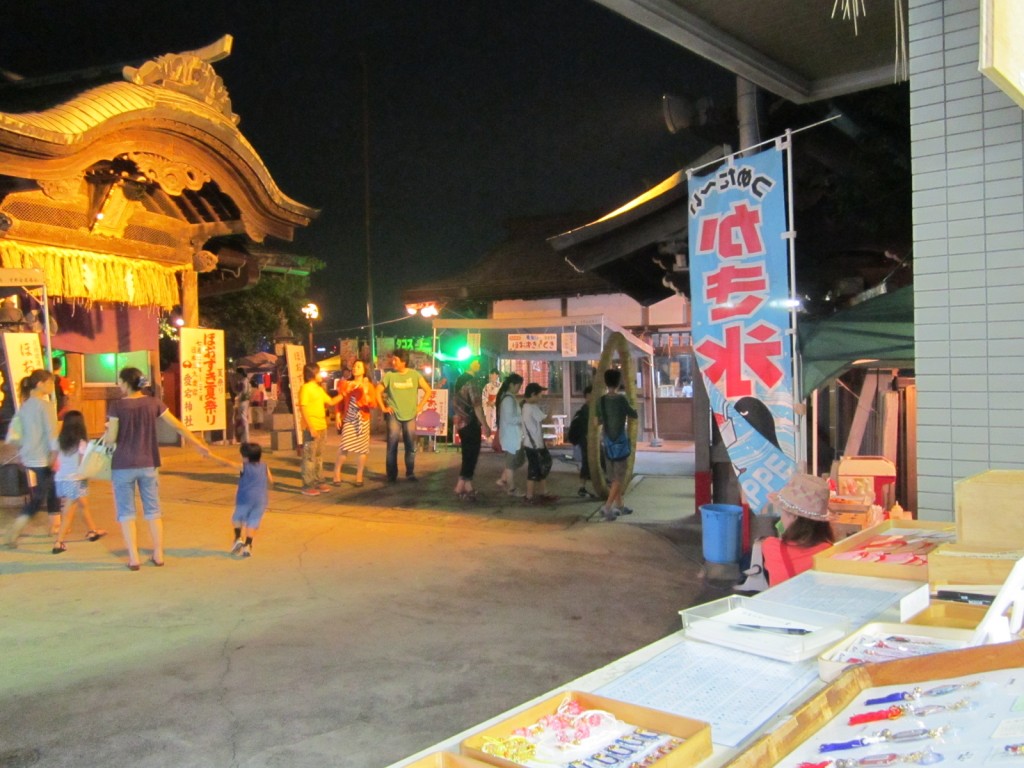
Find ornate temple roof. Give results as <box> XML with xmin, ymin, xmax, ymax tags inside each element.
<box><xmin>0</xmin><ymin>36</ymin><xmax>318</xmax><ymax>308</ymax></box>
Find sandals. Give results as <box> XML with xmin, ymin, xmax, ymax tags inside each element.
<box><xmin>52</xmin><ymin>541</ymin><xmax>67</xmax><ymax>554</ymax></box>
<box><xmin>87</xmin><ymin>530</ymin><xmax>107</xmax><ymax>542</ymax></box>
<box><xmin>457</xmin><ymin>490</ymin><xmax>478</xmax><ymax>502</ymax></box>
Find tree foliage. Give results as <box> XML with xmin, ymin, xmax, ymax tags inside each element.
<box><xmin>200</xmin><ymin>274</ymin><xmax>312</xmax><ymax>359</ymax></box>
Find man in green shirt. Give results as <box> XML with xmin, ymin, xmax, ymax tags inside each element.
<box><xmin>377</xmin><ymin>349</ymin><xmax>432</xmax><ymax>482</ymax></box>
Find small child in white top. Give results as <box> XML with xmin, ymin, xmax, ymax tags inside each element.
<box><xmin>52</xmin><ymin>410</ymin><xmax>106</xmax><ymax>554</ymax></box>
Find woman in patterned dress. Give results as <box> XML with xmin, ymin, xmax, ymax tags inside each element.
<box><xmin>332</xmin><ymin>360</ymin><xmax>381</xmax><ymax>487</ymax></box>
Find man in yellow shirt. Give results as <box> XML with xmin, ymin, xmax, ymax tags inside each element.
<box><xmin>298</xmin><ymin>363</ymin><xmax>343</xmax><ymax>496</ymax></box>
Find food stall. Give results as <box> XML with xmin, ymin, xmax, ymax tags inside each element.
<box><xmin>388</xmin><ymin>470</ymin><xmax>1024</xmax><ymax>768</ymax></box>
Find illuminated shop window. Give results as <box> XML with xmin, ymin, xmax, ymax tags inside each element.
<box><xmin>83</xmin><ymin>351</ymin><xmax>150</xmax><ymax>385</ymax></box>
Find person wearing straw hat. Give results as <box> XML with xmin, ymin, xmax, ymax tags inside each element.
<box><xmin>760</xmin><ymin>473</ymin><xmax>835</xmax><ymax>586</ymax></box>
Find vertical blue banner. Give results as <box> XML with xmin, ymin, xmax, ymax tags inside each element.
<box><xmin>688</xmin><ymin>147</ymin><xmax>796</xmax><ymax>513</ymax></box>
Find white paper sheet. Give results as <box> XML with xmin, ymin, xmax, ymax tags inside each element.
<box><xmin>596</xmin><ymin>640</ymin><xmax>820</xmax><ymax>748</ymax></box>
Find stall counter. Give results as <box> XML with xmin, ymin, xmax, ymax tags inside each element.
<box><xmin>387</xmin><ymin>571</ymin><xmax>923</xmax><ymax>767</ymax></box>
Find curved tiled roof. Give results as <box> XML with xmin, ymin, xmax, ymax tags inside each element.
<box><xmin>0</xmin><ymin>80</ymin><xmax>315</xmax><ymax>225</ymax></box>
<box><xmin>402</xmin><ymin>213</ymin><xmax>615</xmax><ymax>305</ymax></box>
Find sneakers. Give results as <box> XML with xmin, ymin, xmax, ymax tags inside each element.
<box><xmin>616</xmin><ymin>507</ymin><xmax>634</xmax><ymax>516</ymax></box>
<box><xmin>601</xmin><ymin>507</ymin><xmax>619</xmax><ymax>522</ymax></box>
<box><xmin>406</xmin><ymin>475</ymin><xmax>418</xmax><ymax>482</ymax></box>
<box><xmin>301</xmin><ymin>487</ymin><xmax>320</xmax><ymax>497</ymax></box>
<box><xmin>241</xmin><ymin>544</ymin><xmax>252</xmax><ymax>558</ymax></box>
<box><xmin>231</xmin><ymin>539</ymin><xmax>245</xmax><ymax>555</ymax></box>
<box><xmin>317</xmin><ymin>482</ymin><xmax>333</xmax><ymax>492</ymax></box>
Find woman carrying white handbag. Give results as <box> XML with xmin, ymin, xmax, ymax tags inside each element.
<box><xmin>101</xmin><ymin>367</ymin><xmax>212</xmax><ymax>570</ymax></box>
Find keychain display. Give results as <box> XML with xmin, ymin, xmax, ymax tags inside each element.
<box><xmin>778</xmin><ymin>670</ymin><xmax>1024</xmax><ymax>767</ymax></box>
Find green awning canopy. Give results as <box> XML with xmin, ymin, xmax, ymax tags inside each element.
<box><xmin>798</xmin><ymin>286</ymin><xmax>914</xmax><ymax>398</ymax></box>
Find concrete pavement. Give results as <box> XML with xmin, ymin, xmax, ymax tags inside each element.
<box><xmin>0</xmin><ymin>431</ymin><xmax>729</xmax><ymax>767</ymax></box>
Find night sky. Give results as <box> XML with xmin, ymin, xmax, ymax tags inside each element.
<box><xmin>2</xmin><ymin>1</ymin><xmax>732</xmax><ymax>343</ymax></box>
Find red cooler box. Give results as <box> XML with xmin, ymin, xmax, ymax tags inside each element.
<box><xmin>837</xmin><ymin>456</ymin><xmax>896</xmax><ymax>507</ymax></box>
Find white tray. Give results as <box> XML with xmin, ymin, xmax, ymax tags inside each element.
<box><xmin>817</xmin><ymin>621</ymin><xmax>974</xmax><ymax>682</ymax></box>
<box><xmin>679</xmin><ymin>595</ymin><xmax>850</xmax><ymax>663</ymax></box>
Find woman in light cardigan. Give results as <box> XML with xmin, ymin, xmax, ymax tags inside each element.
<box><xmin>494</xmin><ymin>373</ymin><xmax>524</xmax><ymax>496</ymax></box>
<box><xmin>4</xmin><ymin>370</ymin><xmax>59</xmax><ymax>548</ymax></box>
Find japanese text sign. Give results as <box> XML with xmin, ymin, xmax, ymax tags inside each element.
<box><xmin>507</xmin><ymin>333</ymin><xmax>557</xmax><ymax>352</ymax></box>
<box><xmin>2</xmin><ymin>332</ymin><xmax>43</xmax><ymax>408</ymax></box>
<box><xmin>688</xmin><ymin>147</ymin><xmax>796</xmax><ymax>512</ymax></box>
<box><xmin>179</xmin><ymin>327</ymin><xmax>226</xmax><ymax>431</ymax></box>
<box><xmin>284</xmin><ymin>344</ymin><xmax>307</xmax><ymax>445</ymax></box>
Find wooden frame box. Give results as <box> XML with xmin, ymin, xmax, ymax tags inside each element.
<box><xmin>928</xmin><ymin>541</ymin><xmax>1022</xmax><ymax>588</ymax></box>
<box><xmin>955</xmin><ymin>470</ymin><xmax>1024</xmax><ymax>548</ymax></box>
<box><xmin>905</xmin><ymin>599</ymin><xmax>989</xmax><ymax>629</ymax></box>
<box><xmin>405</xmin><ymin>753</ymin><xmax>496</xmax><ymax>768</ymax></box>
<box><xmin>726</xmin><ymin>641</ymin><xmax>1024</xmax><ymax>767</ymax></box>
<box><xmin>812</xmin><ymin>519</ymin><xmax>955</xmax><ymax>581</ymax></box>
<box><xmin>460</xmin><ymin>691</ymin><xmax>711</xmax><ymax>768</ymax></box>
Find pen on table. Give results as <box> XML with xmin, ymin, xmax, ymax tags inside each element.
<box><xmin>731</xmin><ymin>623</ymin><xmax>813</xmax><ymax>635</ymax></box>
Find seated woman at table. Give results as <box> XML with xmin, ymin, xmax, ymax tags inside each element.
<box><xmin>761</xmin><ymin>473</ymin><xmax>834</xmax><ymax>586</ymax></box>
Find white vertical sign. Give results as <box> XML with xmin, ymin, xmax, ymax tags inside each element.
<box><xmin>2</xmin><ymin>332</ymin><xmax>44</xmax><ymax>408</ymax></box>
<box><xmin>561</xmin><ymin>332</ymin><xmax>578</xmax><ymax>358</ymax></box>
<box><xmin>284</xmin><ymin>344</ymin><xmax>307</xmax><ymax>444</ymax></box>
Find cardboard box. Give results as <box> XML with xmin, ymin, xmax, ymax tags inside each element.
<box><xmin>955</xmin><ymin>470</ymin><xmax>1024</xmax><ymax>548</ymax></box>
<box><xmin>817</xmin><ymin>621</ymin><xmax>974</xmax><ymax>682</ymax></box>
<box><xmin>927</xmin><ymin>541</ymin><xmax>1024</xmax><ymax>588</ymax></box>
<box><xmin>812</xmin><ymin>519</ymin><xmax>956</xmax><ymax>582</ymax></box>
<box><xmin>404</xmin><ymin>754</ymin><xmax>495</xmax><ymax>768</ymax></box>
<box><xmin>460</xmin><ymin>691</ymin><xmax>711</xmax><ymax>768</ymax></box>
<box><xmin>725</xmin><ymin>641</ymin><xmax>1024</xmax><ymax>767</ymax></box>
<box><xmin>905</xmin><ymin>599</ymin><xmax>989</xmax><ymax>630</ymax></box>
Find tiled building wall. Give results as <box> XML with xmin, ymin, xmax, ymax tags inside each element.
<box><xmin>909</xmin><ymin>0</ymin><xmax>1024</xmax><ymax>519</ymax></box>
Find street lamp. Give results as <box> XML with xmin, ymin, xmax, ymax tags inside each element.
<box><xmin>301</xmin><ymin>302</ymin><xmax>319</xmax><ymax>362</ymax></box>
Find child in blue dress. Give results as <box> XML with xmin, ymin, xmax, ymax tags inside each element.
<box><xmin>216</xmin><ymin>442</ymin><xmax>273</xmax><ymax>558</ymax></box>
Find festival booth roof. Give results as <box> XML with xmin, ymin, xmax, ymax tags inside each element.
<box><xmin>432</xmin><ymin>315</ymin><xmax>654</xmax><ymax>361</ymax></box>
<box><xmin>798</xmin><ymin>285</ymin><xmax>914</xmax><ymax>398</ymax></box>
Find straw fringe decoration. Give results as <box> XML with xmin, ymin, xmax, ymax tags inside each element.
<box><xmin>0</xmin><ymin>240</ymin><xmax>184</xmax><ymax>309</ymax></box>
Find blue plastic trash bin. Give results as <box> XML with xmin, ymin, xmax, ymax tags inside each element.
<box><xmin>700</xmin><ymin>504</ymin><xmax>744</xmax><ymax>564</ymax></box>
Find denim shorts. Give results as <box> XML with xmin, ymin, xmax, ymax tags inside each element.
<box><xmin>112</xmin><ymin>467</ymin><xmax>160</xmax><ymax>522</ymax></box>
<box><xmin>56</xmin><ymin>479</ymin><xmax>87</xmax><ymax>502</ymax></box>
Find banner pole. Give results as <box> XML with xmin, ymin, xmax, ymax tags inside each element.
<box><xmin>782</xmin><ymin>129</ymin><xmax>805</xmax><ymax>473</ymax></box>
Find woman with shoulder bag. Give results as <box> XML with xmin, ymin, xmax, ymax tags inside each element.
<box><xmin>102</xmin><ymin>367</ymin><xmax>212</xmax><ymax>570</ymax></box>
<box><xmin>521</xmin><ymin>382</ymin><xmax>556</xmax><ymax>504</ymax></box>
<box><xmin>596</xmin><ymin>368</ymin><xmax>638</xmax><ymax>522</ymax></box>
